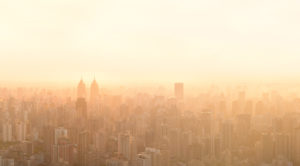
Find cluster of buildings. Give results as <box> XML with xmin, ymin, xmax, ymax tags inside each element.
<box><xmin>0</xmin><ymin>80</ymin><xmax>300</xmax><ymax>166</ymax></box>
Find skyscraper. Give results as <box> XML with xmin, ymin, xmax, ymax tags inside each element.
<box><xmin>174</xmin><ymin>83</ymin><xmax>184</xmax><ymax>99</ymax></box>
<box><xmin>292</xmin><ymin>127</ymin><xmax>300</xmax><ymax>165</ymax></box>
<box><xmin>43</xmin><ymin>125</ymin><xmax>55</xmax><ymax>163</ymax></box>
<box><xmin>76</xmin><ymin>98</ymin><xmax>87</xmax><ymax>120</ymax></box>
<box><xmin>77</xmin><ymin>79</ymin><xmax>87</xmax><ymax>99</ymax></box>
<box><xmin>262</xmin><ymin>133</ymin><xmax>274</xmax><ymax>163</ymax></box>
<box><xmin>136</xmin><ymin>153</ymin><xmax>151</xmax><ymax>166</ymax></box>
<box><xmin>220</xmin><ymin>120</ymin><xmax>233</xmax><ymax>151</ymax></box>
<box><xmin>118</xmin><ymin>132</ymin><xmax>130</xmax><ymax>159</ymax></box>
<box><xmin>79</xmin><ymin>131</ymin><xmax>89</xmax><ymax>166</ymax></box>
<box><xmin>76</xmin><ymin>79</ymin><xmax>88</xmax><ymax>120</ymax></box>
<box><xmin>2</xmin><ymin>121</ymin><xmax>12</xmax><ymax>142</ymax></box>
<box><xmin>200</xmin><ymin>111</ymin><xmax>212</xmax><ymax>136</ymax></box>
<box><xmin>95</xmin><ymin>131</ymin><xmax>107</xmax><ymax>155</ymax></box>
<box><xmin>90</xmin><ymin>78</ymin><xmax>99</xmax><ymax>104</ymax></box>
<box><xmin>54</xmin><ymin>127</ymin><xmax>68</xmax><ymax>144</ymax></box>
<box><xmin>16</xmin><ymin>121</ymin><xmax>26</xmax><ymax>142</ymax></box>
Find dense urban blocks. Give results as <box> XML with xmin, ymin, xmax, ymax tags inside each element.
<box><xmin>0</xmin><ymin>80</ymin><xmax>300</xmax><ymax>166</ymax></box>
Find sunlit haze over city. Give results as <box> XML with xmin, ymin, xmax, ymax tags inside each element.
<box><xmin>1</xmin><ymin>0</ymin><xmax>300</xmax><ymax>86</ymax></box>
<box><xmin>1</xmin><ymin>0</ymin><xmax>300</xmax><ymax>166</ymax></box>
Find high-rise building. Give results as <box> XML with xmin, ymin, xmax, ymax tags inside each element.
<box><xmin>200</xmin><ymin>111</ymin><xmax>212</xmax><ymax>136</ymax></box>
<box><xmin>118</xmin><ymin>132</ymin><xmax>131</xmax><ymax>159</ymax></box>
<box><xmin>292</xmin><ymin>127</ymin><xmax>300</xmax><ymax>165</ymax></box>
<box><xmin>117</xmin><ymin>132</ymin><xmax>137</xmax><ymax>164</ymax></box>
<box><xmin>21</xmin><ymin>141</ymin><xmax>34</xmax><ymax>156</ymax></box>
<box><xmin>145</xmin><ymin>148</ymin><xmax>161</xmax><ymax>166</ymax></box>
<box><xmin>174</xmin><ymin>83</ymin><xmax>184</xmax><ymax>99</ymax></box>
<box><xmin>262</xmin><ymin>133</ymin><xmax>274</xmax><ymax>163</ymax></box>
<box><xmin>54</xmin><ymin>127</ymin><xmax>68</xmax><ymax>144</ymax></box>
<box><xmin>2</xmin><ymin>121</ymin><xmax>12</xmax><ymax>142</ymax></box>
<box><xmin>43</xmin><ymin>126</ymin><xmax>55</xmax><ymax>163</ymax></box>
<box><xmin>77</xmin><ymin>79</ymin><xmax>86</xmax><ymax>99</ymax></box>
<box><xmin>76</xmin><ymin>98</ymin><xmax>87</xmax><ymax>120</ymax></box>
<box><xmin>95</xmin><ymin>131</ymin><xmax>107</xmax><ymax>155</ymax></box>
<box><xmin>2</xmin><ymin>158</ymin><xmax>14</xmax><ymax>166</ymax></box>
<box><xmin>136</xmin><ymin>153</ymin><xmax>151</xmax><ymax>166</ymax></box>
<box><xmin>15</xmin><ymin>121</ymin><xmax>26</xmax><ymax>142</ymax></box>
<box><xmin>274</xmin><ymin>133</ymin><xmax>291</xmax><ymax>160</ymax></box>
<box><xmin>160</xmin><ymin>148</ymin><xmax>170</xmax><ymax>166</ymax></box>
<box><xmin>236</xmin><ymin>114</ymin><xmax>251</xmax><ymax>146</ymax></box>
<box><xmin>79</xmin><ymin>131</ymin><xmax>89</xmax><ymax>166</ymax></box>
<box><xmin>168</xmin><ymin>128</ymin><xmax>180</xmax><ymax>158</ymax></box>
<box><xmin>130</xmin><ymin>136</ymin><xmax>137</xmax><ymax>164</ymax></box>
<box><xmin>90</xmin><ymin>78</ymin><xmax>99</xmax><ymax>103</ymax></box>
<box><xmin>51</xmin><ymin>138</ymin><xmax>75</xmax><ymax>165</ymax></box>
<box><xmin>220</xmin><ymin>120</ymin><xmax>233</xmax><ymax>151</ymax></box>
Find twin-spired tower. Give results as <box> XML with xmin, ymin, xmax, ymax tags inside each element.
<box><xmin>76</xmin><ymin>78</ymin><xmax>100</xmax><ymax>119</ymax></box>
<box><xmin>77</xmin><ymin>78</ymin><xmax>100</xmax><ymax>102</ymax></box>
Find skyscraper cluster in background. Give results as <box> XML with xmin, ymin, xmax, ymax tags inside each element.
<box><xmin>0</xmin><ymin>80</ymin><xmax>300</xmax><ymax>166</ymax></box>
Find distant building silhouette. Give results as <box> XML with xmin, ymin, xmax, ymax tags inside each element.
<box><xmin>2</xmin><ymin>121</ymin><xmax>12</xmax><ymax>142</ymax></box>
<box><xmin>79</xmin><ymin>131</ymin><xmax>89</xmax><ymax>166</ymax></box>
<box><xmin>90</xmin><ymin>78</ymin><xmax>99</xmax><ymax>104</ymax></box>
<box><xmin>76</xmin><ymin>79</ymin><xmax>88</xmax><ymax>120</ymax></box>
<box><xmin>76</xmin><ymin>98</ymin><xmax>87</xmax><ymax>120</ymax></box>
<box><xmin>174</xmin><ymin>83</ymin><xmax>184</xmax><ymax>99</ymax></box>
<box><xmin>77</xmin><ymin>79</ymin><xmax>86</xmax><ymax>99</ymax></box>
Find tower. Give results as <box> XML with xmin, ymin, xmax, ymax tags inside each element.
<box><xmin>76</xmin><ymin>98</ymin><xmax>87</xmax><ymax>120</ymax></box>
<box><xmin>77</xmin><ymin>79</ymin><xmax>86</xmax><ymax>99</ymax></box>
<box><xmin>292</xmin><ymin>127</ymin><xmax>300</xmax><ymax>165</ymax></box>
<box><xmin>118</xmin><ymin>132</ymin><xmax>130</xmax><ymax>159</ymax></box>
<box><xmin>262</xmin><ymin>133</ymin><xmax>274</xmax><ymax>163</ymax></box>
<box><xmin>2</xmin><ymin>121</ymin><xmax>12</xmax><ymax>142</ymax></box>
<box><xmin>16</xmin><ymin>121</ymin><xmax>26</xmax><ymax>142</ymax></box>
<box><xmin>89</xmin><ymin>78</ymin><xmax>99</xmax><ymax>104</ymax></box>
<box><xmin>76</xmin><ymin>79</ymin><xmax>87</xmax><ymax>120</ymax></box>
<box><xmin>220</xmin><ymin>120</ymin><xmax>233</xmax><ymax>151</ymax></box>
<box><xmin>79</xmin><ymin>131</ymin><xmax>89</xmax><ymax>166</ymax></box>
<box><xmin>174</xmin><ymin>83</ymin><xmax>184</xmax><ymax>99</ymax></box>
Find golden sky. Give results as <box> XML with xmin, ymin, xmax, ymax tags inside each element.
<box><xmin>0</xmin><ymin>0</ymin><xmax>300</xmax><ymax>85</ymax></box>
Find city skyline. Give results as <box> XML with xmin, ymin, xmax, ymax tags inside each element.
<box><xmin>1</xmin><ymin>1</ymin><xmax>300</xmax><ymax>166</ymax></box>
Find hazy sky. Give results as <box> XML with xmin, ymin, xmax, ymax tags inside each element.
<box><xmin>1</xmin><ymin>0</ymin><xmax>300</xmax><ymax>85</ymax></box>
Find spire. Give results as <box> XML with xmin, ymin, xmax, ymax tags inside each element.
<box><xmin>77</xmin><ymin>78</ymin><xmax>86</xmax><ymax>99</ymax></box>
<box><xmin>90</xmin><ymin>77</ymin><xmax>99</xmax><ymax>103</ymax></box>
